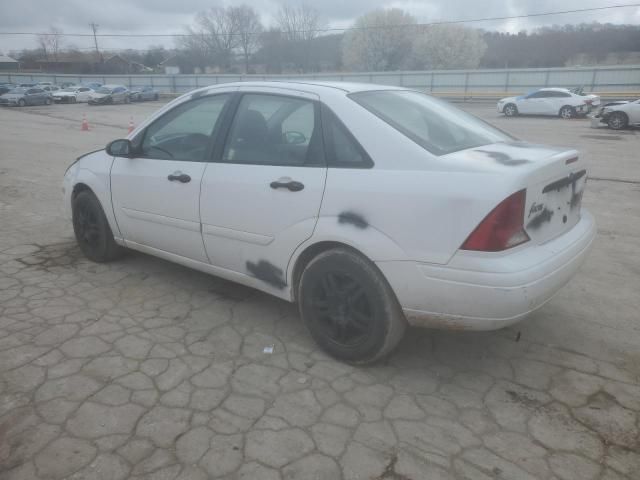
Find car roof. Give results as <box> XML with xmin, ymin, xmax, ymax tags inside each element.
<box><xmin>195</xmin><ymin>80</ymin><xmax>406</xmax><ymax>96</ymax></box>
<box><xmin>539</xmin><ymin>87</ymin><xmax>570</xmax><ymax>92</ymax></box>
<box><xmin>102</xmin><ymin>84</ymin><xmax>125</xmax><ymax>88</ymax></box>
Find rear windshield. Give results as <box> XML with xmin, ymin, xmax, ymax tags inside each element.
<box><xmin>350</xmin><ymin>90</ymin><xmax>511</xmax><ymax>156</ymax></box>
<box><xmin>96</xmin><ymin>87</ymin><xmax>112</xmax><ymax>94</ymax></box>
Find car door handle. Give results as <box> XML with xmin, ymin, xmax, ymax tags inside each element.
<box><xmin>167</xmin><ymin>172</ymin><xmax>191</xmax><ymax>183</ymax></box>
<box><xmin>270</xmin><ymin>179</ymin><xmax>304</xmax><ymax>192</ymax></box>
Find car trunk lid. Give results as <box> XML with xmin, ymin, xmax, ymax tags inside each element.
<box><xmin>445</xmin><ymin>142</ymin><xmax>587</xmax><ymax>246</ymax></box>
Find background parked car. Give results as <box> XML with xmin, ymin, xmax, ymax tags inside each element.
<box><xmin>52</xmin><ymin>86</ymin><xmax>94</xmax><ymax>103</ymax></box>
<box><xmin>18</xmin><ymin>83</ymin><xmax>37</xmax><ymax>87</ymax></box>
<box><xmin>592</xmin><ymin>99</ymin><xmax>640</xmax><ymax>130</ymax></box>
<box><xmin>0</xmin><ymin>87</ymin><xmax>52</xmax><ymax>107</ymax></box>
<box><xmin>41</xmin><ymin>85</ymin><xmax>60</xmax><ymax>93</ymax></box>
<box><xmin>0</xmin><ymin>83</ymin><xmax>16</xmax><ymax>95</ymax></box>
<box><xmin>568</xmin><ymin>86</ymin><xmax>601</xmax><ymax>108</ymax></box>
<box><xmin>129</xmin><ymin>86</ymin><xmax>159</xmax><ymax>102</ymax></box>
<box><xmin>88</xmin><ymin>85</ymin><xmax>130</xmax><ymax>105</ymax></box>
<box><xmin>83</xmin><ymin>82</ymin><xmax>103</xmax><ymax>90</ymax></box>
<box><xmin>497</xmin><ymin>87</ymin><xmax>599</xmax><ymax>118</ymax></box>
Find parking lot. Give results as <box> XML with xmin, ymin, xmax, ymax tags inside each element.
<box><xmin>0</xmin><ymin>99</ymin><xmax>639</xmax><ymax>480</ymax></box>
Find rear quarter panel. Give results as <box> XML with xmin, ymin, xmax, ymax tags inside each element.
<box><xmin>315</xmin><ymin>90</ymin><xmax>525</xmax><ymax>265</ymax></box>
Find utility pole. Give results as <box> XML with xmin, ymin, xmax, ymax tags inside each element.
<box><xmin>89</xmin><ymin>23</ymin><xmax>100</xmax><ymax>61</ymax></box>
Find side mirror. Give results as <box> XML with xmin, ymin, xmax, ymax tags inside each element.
<box><xmin>106</xmin><ymin>139</ymin><xmax>133</xmax><ymax>158</ymax></box>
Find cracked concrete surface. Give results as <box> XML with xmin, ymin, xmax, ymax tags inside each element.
<box><xmin>1</xmin><ymin>102</ymin><xmax>639</xmax><ymax>479</ymax></box>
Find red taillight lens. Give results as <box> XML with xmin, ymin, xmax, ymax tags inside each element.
<box><xmin>461</xmin><ymin>190</ymin><xmax>530</xmax><ymax>252</ymax></box>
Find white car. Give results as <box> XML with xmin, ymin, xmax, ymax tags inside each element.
<box><xmin>498</xmin><ymin>87</ymin><xmax>599</xmax><ymax>118</ymax></box>
<box><xmin>63</xmin><ymin>82</ymin><xmax>596</xmax><ymax>363</ymax></box>
<box><xmin>52</xmin><ymin>86</ymin><xmax>94</xmax><ymax>103</ymax></box>
<box><xmin>592</xmin><ymin>99</ymin><xmax>640</xmax><ymax>130</ymax></box>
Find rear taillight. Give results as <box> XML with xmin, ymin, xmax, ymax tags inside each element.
<box><xmin>461</xmin><ymin>190</ymin><xmax>530</xmax><ymax>252</ymax></box>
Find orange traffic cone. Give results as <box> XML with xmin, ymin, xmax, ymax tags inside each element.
<box><xmin>81</xmin><ymin>114</ymin><xmax>89</xmax><ymax>131</ymax></box>
<box><xmin>128</xmin><ymin>117</ymin><xmax>134</xmax><ymax>134</ymax></box>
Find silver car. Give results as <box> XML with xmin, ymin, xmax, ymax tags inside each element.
<box><xmin>0</xmin><ymin>87</ymin><xmax>52</xmax><ymax>107</ymax></box>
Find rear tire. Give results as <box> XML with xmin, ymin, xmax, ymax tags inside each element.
<box><xmin>154</xmin><ymin>93</ymin><xmax>159</xmax><ymax>101</ymax></box>
<box><xmin>503</xmin><ymin>103</ymin><xmax>518</xmax><ymax>117</ymax></box>
<box><xmin>72</xmin><ymin>190</ymin><xmax>123</xmax><ymax>263</ymax></box>
<box><xmin>45</xmin><ymin>97</ymin><xmax>52</xmax><ymax>105</ymax></box>
<box><xmin>71</xmin><ymin>97</ymin><xmax>77</xmax><ymax>104</ymax></box>
<box><xmin>298</xmin><ymin>248</ymin><xmax>407</xmax><ymax>364</ymax></box>
<box><xmin>18</xmin><ymin>99</ymin><xmax>26</xmax><ymax>107</ymax></box>
<box><xmin>559</xmin><ymin>105</ymin><xmax>575</xmax><ymax>119</ymax></box>
<box><xmin>607</xmin><ymin>112</ymin><xmax>628</xmax><ymax>130</ymax></box>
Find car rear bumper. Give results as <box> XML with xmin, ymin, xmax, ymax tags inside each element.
<box><xmin>377</xmin><ymin>209</ymin><xmax>596</xmax><ymax>331</ymax></box>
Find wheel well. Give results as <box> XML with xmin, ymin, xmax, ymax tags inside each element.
<box><xmin>559</xmin><ymin>105</ymin><xmax>574</xmax><ymax>113</ymax></box>
<box><xmin>291</xmin><ymin>241</ymin><xmax>366</xmax><ymax>301</ymax></box>
<box><xmin>72</xmin><ymin>183</ymin><xmax>92</xmax><ymax>200</ymax></box>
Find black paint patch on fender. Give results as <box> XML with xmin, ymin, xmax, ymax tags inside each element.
<box><xmin>338</xmin><ymin>211</ymin><xmax>369</xmax><ymax>229</ymax></box>
<box><xmin>246</xmin><ymin>260</ymin><xmax>286</xmax><ymax>289</ymax></box>
<box><xmin>475</xmin><ymin>149</ymin><xmax>530</xmax><ymax>166</ymax></box>
<box><xmin>527</xmin><ymin>208</ymin><xmax>554</xmax><ymax>230</ymax></box>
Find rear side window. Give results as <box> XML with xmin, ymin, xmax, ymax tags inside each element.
<box><xmin>221</xmin><ymin>93</ymin><xmax>323</xmax><ymax>167</ymax></box>
<box><xmin>350</xmin><ymin>90</ymin><xmax>510</xmax><ymax>156</ymax></box>
<box><xmin>321</xmin><ymin>105</ymin><xmax>372</xmax><ymax>168</ymax></box>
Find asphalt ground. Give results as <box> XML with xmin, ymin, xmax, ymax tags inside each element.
<box><xmin>0</xmin><ymin>98</ymin><xmax>638</xmax><ymax>480</ymax></box>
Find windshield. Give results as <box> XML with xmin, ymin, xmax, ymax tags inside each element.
<box><xmin>62</xmin><ymin>88</ymin><xmax>78</xmax><ymax>92</ymax></box>
<box><xmin>95</xmin><ymin>87</ymin><xmax>112</xmax><ymax>94</ymax></box>
<box><xmin>350</xmin><ymin>90</ymin><xmax>511</xmax><ymax>156</ymax></box>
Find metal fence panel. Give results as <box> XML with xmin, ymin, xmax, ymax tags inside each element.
<box><xmin>1</xmin><ymin>65</ymin><xmax>638</xmax><ymax>96</ymax></box>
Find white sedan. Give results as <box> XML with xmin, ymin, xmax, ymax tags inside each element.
<box><xmin>592</xmin><ymin>99</ymin><xmax>640</xmax><ymax>130</ymax></box>
<box><xmin>62</xmin><ymin>81</ymin><xmax>595</xmax><ymax>363</ymax></box>
<box><xmin>498</xmin><ymin>87</ymin><xmax>600</xmax><ymax>118</ymax></box>
<box><xmin>52</xmin><ymin>86</ymin><xmax>94</xmax><ymax>103</ymax></box>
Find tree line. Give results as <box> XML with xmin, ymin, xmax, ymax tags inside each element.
<box><xmin>8</xmin><ymin>6</ymin><xmax>640</xmax><ymax>74</ymax></box>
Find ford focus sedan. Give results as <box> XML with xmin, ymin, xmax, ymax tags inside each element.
<box><xmin>63</xmin><ymin>81</ymin><xmax>595</xmax><ymax>364</ymax></box>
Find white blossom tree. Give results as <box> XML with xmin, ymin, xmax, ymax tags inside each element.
<box><xmin>342</xmin><ymin>9</ymin><xmax>416</xmax><ymax>71</ymax></box>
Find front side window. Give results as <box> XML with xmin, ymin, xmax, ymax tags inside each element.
<box><xmin>139</xmin><ymin>94</ymin><xmax>230</xmax><ymax>162</ymax></box>
<box><xmin>350</xmin><ymin>90</ymin><xmax>511</xmax><ymax>156</ymax></box>
<box><xmin>222</xmin><ymin>93</ymin><xmax>322</xmax><ymax>166</ymax></box>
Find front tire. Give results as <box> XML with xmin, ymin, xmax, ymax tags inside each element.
<box><xmin>17</xmin><ymin>99</ymin><xmax>26</xmax><ymax>107</ymax></box>
<box><xmin>45</xmin><ymin>97</ymin><xmax>52</xmax><ymax>105</ymax></box>
<box><xmin>298</xmin><ymin>248</ymin><xmax>407</xmax><ymax>364</ymax></box>
<box><xmin>503</xmin><ymin>103</ymin><xmax>518</xmax><ymax>117</ymax></box>
<box><xmin>72</xmin><ymin>190</ymin><xmax>123</xmax><ymax>262</ymax></box>
<box><xmin>607</xmin><ymin>112</ymin><xmax>628</xmax><ymax>130</ymax></box>
<box><xmin>559</xmin><ymin>105</ymin><xmax>575</xmax><ymax>119</ymax></box>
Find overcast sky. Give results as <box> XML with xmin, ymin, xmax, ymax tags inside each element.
<box><xmin>1</xmin><ymin>0</ymin><xmax>639</xmax><ymax>53</ymax></box>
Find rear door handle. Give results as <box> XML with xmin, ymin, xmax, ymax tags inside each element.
<box><xmin>270</xmin><ymin>179</ymin><xmax>304</xmax><ymax>192</ymax></box>
<box><xmin>168</xmin><ymin>171</ymin><xmax>191</xmax><ymax>183</ymax></box>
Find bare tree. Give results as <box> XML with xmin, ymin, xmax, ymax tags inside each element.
<box><xmin>229</xmin><ymin>5</ymin><xmax>263</xmax><ymax>73</ymax></box>
<box><xmin>276</xmin><ymin>4</ymin><xmax>324</xmax><ymax>72</ymax></box>
<box><xmin>198</xmin><ymin>7</ymin><xmax>240</xmax><ymax>70</ymax></box>
<box><xmin>179</xmin><ymin>7</ymin><xmax>241</xmax><ymax>72</ymax></box>
<box><xmin>37</xmin><ymin>27</ymin><xmax>64</xmax><ymax>61</ymax></box>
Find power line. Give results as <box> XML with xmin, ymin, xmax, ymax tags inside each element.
<box><xmin>1</xmin><ymin>4</ymin><xmax>639</xmax><ymax>38</ymax></box>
